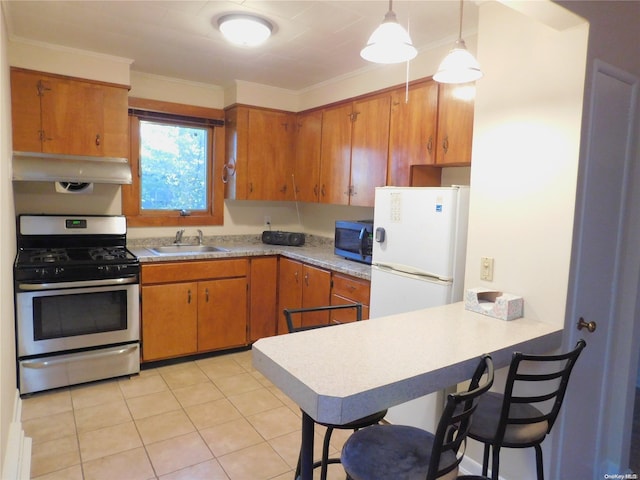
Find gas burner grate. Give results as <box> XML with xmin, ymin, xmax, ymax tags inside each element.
<box><xmin>29</xmin><ymin>249</ymin><xmax>70</xmax><ymax>263</ymax></box>
<box><xmin>88</xmin><ymin>247</ymin><xmax>128</xmax><ymax>261</ymax></box>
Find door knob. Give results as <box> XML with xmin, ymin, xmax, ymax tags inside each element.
<box><xmin>577</xmin><ymin>317</ymin><xmax>597</xmax><ymax>333</ymax></box>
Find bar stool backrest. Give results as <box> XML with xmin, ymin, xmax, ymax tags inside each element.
<box><xmin>428</xmin><ymin>354</ymin><xmax>495</xmax><ymax>480</ymax></box>
<box><xmin>496</xmin><ymin>339</ymin><xmax>587</xmax><ymax>441</ymax></box>
<box><xmin>283</xmin><ymin>303</ymin><xmax>363</xmax><ymax>333</ymax></box>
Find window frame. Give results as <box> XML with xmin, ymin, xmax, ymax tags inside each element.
<box><xmin>123</xmin><ymin>98</ymin><xmax>225</xmax><ymax>227</ymax></box>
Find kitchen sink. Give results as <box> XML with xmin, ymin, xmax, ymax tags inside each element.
<box><xmin>148</xmin><ymin>245</ymin><xmax>229</xmax><ymax>255</ymax></box>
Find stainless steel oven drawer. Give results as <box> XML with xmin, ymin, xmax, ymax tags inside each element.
<box><xmin>19</xmin><ymin>343</ymin><xmax>140</xmax><ymax>395</ymax></box>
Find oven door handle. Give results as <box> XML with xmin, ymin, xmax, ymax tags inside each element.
<box><xmin>20</xmin><ymin>344</ymin><xmax>139</xmax><ymax>369</ymax></box>
<box><xmin>18</xmin><ymin>276</ymin><xmax>139</xmax><ymax>291</ymax></box>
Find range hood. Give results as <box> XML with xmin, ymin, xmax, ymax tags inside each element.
<box><xmin>12</xmin><ymin>151</ymin><xmax>133</xmax><ymax>185</ymax></box>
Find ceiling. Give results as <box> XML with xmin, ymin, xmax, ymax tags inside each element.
<box><xmin>3</xmin><ymin>1</ymin><xmax>479</xmax><ymax>91</ymax></box>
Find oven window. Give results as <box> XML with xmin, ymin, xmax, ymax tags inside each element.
<box><xmin>33</xmin><ymin>291</ymin><xmax>127</xmax><ymax>340</ymax></box>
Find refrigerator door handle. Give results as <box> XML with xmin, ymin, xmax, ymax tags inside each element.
<box><xmin>374</xmin><ymin>262</ymin><xmax>453</xmax><ymax>283</ymax></box>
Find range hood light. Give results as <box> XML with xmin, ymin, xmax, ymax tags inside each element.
<box><xmin>12</xmin><ymin>151</ymin><xmax>133</xmax><ymax>185</ymax></box>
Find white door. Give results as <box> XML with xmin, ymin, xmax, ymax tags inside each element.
<box><xmin>552</xmin><ymin>61</ymin><xmax>640</xmax><ymax>478</ymax></box>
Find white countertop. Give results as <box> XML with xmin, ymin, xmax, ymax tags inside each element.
<box><xmin>252</xmin><ymin>302</ymin><xmax>563</xmax><ymax>425</ymax></box>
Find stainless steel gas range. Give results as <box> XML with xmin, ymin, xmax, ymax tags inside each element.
<box><xmin>14</xmin><ymin>215</ymin><xmax>140</xmax><ymax>395</ymax></box>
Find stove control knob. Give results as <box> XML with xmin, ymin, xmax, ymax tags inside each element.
<box><xmin>54</xmin><ymin>267</ymin><xmax>64</xmax><ymax>276</ymax></box>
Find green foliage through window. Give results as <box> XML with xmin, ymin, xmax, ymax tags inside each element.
<box><xmin>139</xmin><ymin>120</ymin><xmax>209</xmax><ymax>211</ymax></box>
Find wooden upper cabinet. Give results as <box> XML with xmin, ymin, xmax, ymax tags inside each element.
<box><xmin>224</xmin><ymin>106</ymin><xmax>295</xmax><ymax>201</ymax></box>
<box><xmin>319</xmin><ymin>103</ymin><xmax>353</xmax><ymax>205</ymax></box>
<box><xmin>319</xmin><ymin>95</ymin><xmax>391</xmax><ymax>207</ymax></box>
<box><xmin>388</xmin><ymin>81</ymin><xmax>439</xmax><ymax>186</ymax></box>
<box><xmin>435</xmin><ymin>83</ymin><xmax>475</xmax><ymax>166</ymax></box>
<box><xmin>10</xmin><ymin>68</ymin><xmax>129</xmax><ymax>158</ymax></box>
<box><xmin>293</xmin><ymin>110</ymin><xmax>323</xmax><ymax>202</ymax></box>
<box><xmin>349</xmin><ymin>94</ymin><xmax>390</xmax><ymax>206</ymax></box>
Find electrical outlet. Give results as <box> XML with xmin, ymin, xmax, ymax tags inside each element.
<box><xmin>480</xmin><ymin>256</ymin><xmax>494</xmax><ymax>281</ymax></box>
<box><xmin>264</xmin><ymin>215</ymin><xmax>271</xmax><ymax>227</ymax></box>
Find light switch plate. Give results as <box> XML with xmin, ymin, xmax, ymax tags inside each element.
<box><xmin>480</xmin><ymin>256</ymin><xmax>494</xmax><ymax>281</ymax></box>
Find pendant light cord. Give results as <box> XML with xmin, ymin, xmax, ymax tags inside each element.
<box><xmin>458</xmin><ymin>0</ymin><xmax>464</xmax><ymax>40</ymax></box>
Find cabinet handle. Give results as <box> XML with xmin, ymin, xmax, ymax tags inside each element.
<box><xmin>294</xmin><ymin>271</ymin><xmax>299</xmax><ymax>283</ymax></box>
<box><xmin>304</xmin><ymin>272</ymin><xmax>309</xmax><ymax>287</ymax></box>
<box><xmin>205</xmin><ymin>288</ymin><xmax>209</xmax><ymax>302</ymax></box>
<box><xmin>321</xmin><ymin>185</ymin><xmax>326</xmax><ymax>197</ymax></box>
<box><xmin>95</xmin><ymin>134</ymin><xmax>101</xmax><ymax>146</ymax></box>
<box><xmin>249</xmin><ymin>183</ymin><xmax>253</xmax><ymax>193</ymax></box>
<box><xmin>221</xmin><ymin>164</ymin><xmax>228</xmax><ymax>184</ymax></box>
<box><xmin>313</xmin><ymin>185</ymin><xmax>319</xmax><ymax>197</ymax></box>
<box><xmin>427</xmin><ymin>135</ymin><xmax>433</xmax><ymax>154</ymax></box>
<box><xmin>187</xmin><ymin>289</ymin><xmax>192</xmax><ymax>304</ymax></box>
<box><xmin>442</xmin><ymin>135</ymin><xmax>449</xmax><ymax>154</ymax></box>
<box><xmin>280</xmin><ymin>185</ymin><xmax>287</xmax><ymax>193</ymax></box>
<box><xmin>36</xmin><ymin>80</ymin><xmax>51</xmax><ymax>97</ymax></box>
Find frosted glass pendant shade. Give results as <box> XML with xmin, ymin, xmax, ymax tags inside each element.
<box><xmin>433</xmin><ymin>38</ymin><xmax>483</xmax><ymax>84</ymax></box>
<box><xmin>218</xmin><ymin>14</ymin><xmax>272</xmax><ymax>47</ymax></box>
<box><xmin>360</xmin><ymin>9</ymin><xmax>417</xmax><ymax>64</ymax></box>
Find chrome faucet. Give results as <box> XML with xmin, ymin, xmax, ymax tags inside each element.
<box><xmin>174</xmin><ymin>229</ymin><xmax>185</xmax><ymax>244</ymax></box>
<box><xmin>197</xmin><ymin>229</ymin><xmax>204</xmax><ymax>245</ymax></box>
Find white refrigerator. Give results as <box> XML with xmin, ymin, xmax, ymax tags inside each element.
<box><xmin>370</xmin><ymin>186</ymin><xmax>470</xmax><ymax>431</ymax></box>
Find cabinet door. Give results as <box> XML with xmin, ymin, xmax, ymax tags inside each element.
<box><xmin>301</xmin><ymin>264</ymin><xmax>332</xmax><ymax>327</ymax></box>
<box><xmin>40</xmin><ymin>76</ymin><xmax>104</xmax><ymax>156</ymax></box>
<box><xmin>330</xmin><ymin>273</ymin><xmax>371</xmax><ymax>324</ymax></box>
<box><xmin>198</xmin><ymin>278</ymin><xmax>247</xmax><ymax>351</ymax></box>
<box><xmin>249</xmin><ymin>257</ymin><xmax>278</xmax><ymax>341</ymax></box>
<box><xmin>319</xmin><ymin>103</ymin><xmax>353</xmax><ymax>205</ymax></box>
<box><xmin>388</xmin><ymin>81</ymin><xmax>439</xmax><ymax>186</ymax></box>
<box><xmin>247</xmin><ymin>109</ymin><xmax>295</xmax><ymax>201</ymax></box>
<box><xmin>293</xmin><ymin>110</ymin><xmax>323</xmax><ymax>202</ymax></box>
<box><xmin>435</xmin><ymin>83</ymin><xmax>475</xmax><ymax>166</ymax></box>
<box><xmin>142</xmin><ymin>282</ymin><xmax>198</xmax><ymax>361</ymax></box>
<box><xmin>223</xmin><ymin>106</ymin><xmax>248</xmax><ymax>200</ymax></box>
<box><xmin>10</xmin><ymin>69</ymin><xmax>43</xmax><ymax>152</ymax></box>
<box><xmin>350</xmin><ymin>94</ymin><xmax>391</xmax><ymax>206</ymax></box>
<box><xmin>100</xmin><ymin>84</ymin><xmax>129</xmax><ymax>158</ymax></box>
<box><xmin>277</xmin><ymin>258</ymin><xmax>303</xmax><ymax>333</ymax></box>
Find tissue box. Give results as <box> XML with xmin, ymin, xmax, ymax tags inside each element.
<box><xmin>464</xmin><ymin>288</ymin><xmax>523</xmax><ymax>321</ymax></box>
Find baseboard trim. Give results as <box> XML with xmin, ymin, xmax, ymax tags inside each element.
<box><xmin>1</xmin><ymin>390</ymin><xmax>32</xmax><ymax>480</ymax></box>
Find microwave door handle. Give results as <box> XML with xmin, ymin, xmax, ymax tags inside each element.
<box><xmin>358</xmin><ymin>227</ymin><xmax>366</xmax><ymax>258</ymax></box>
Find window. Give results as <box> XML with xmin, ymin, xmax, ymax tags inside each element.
<box><xmin>123</xmin><ymin>99</ymin><xmax>225</xmax><ymax>227</ymax></box>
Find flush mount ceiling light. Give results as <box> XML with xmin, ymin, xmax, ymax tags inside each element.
<box><xmin>433</xmin><ymin>0</ymin><xmax>483</xmax><ymax>84</ymax></box>
<box><xmin>360</xmin><ymin>0</ymin><xmax>417</xmax><ymax>64</ymax></box>
<box><xmin>218</xmin><ymin>14</ymin><xmax>273</xmax><ymax>47</ymax></box>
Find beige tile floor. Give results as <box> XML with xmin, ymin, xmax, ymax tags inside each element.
<box><xmin>22</xmin><ymin>349</ymin><xmax>352</xmax><ymax>480</ymax></box>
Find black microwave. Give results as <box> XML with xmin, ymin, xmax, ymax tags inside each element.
<box><xmin>334</xmin><ymin>220</ymin><xmax>374</xmax><ymax>264</ymax></box>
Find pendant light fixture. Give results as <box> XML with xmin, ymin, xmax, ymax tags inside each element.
<box><xmin>360</xmin><ymin>0</ymin><xmax>417</xmax><ymax>64</ymax></box>
<box><xmin>218</xmin><ymin>14</ymin><xmax>273</xmax><ymax>47</ymax></box>
<box><xmin>433</xmin><ymin>0</ymin><xmax>482</xmax><ymax>84</ymax></box>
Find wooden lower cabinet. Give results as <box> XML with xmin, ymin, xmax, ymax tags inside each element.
<box><xmin>142</xmin><ymin>282</ymin><xmax>198</xmax><ymax>361</ymax></box>
<box><xmin>249</xmin><ymin>257</ymin><xmax>278</xmax><ymax>342</ymax></box>
<box><xmin>141</xmin><ymin>259</ymin><xmax>248</xmax><ymax>362</ymax></box>
<box><xmin>330</xmin><ymin>273</ymin><xmax>371</xmax><ymax>324</ymax></box>
<box><xmin>198</xmin><ymin>277</ymin><xmax>247</xmax><ymax>351</ymax></box>
<box><xmin>277</xmin><ymin>258</ymin><xmax>331</xmax><ymax>333</ymax></box>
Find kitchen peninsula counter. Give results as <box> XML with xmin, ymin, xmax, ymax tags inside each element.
<box><xmin>252</xmin><ymin>302</ymin><xmax>563</xmax><ymax>480</ymax></box>
<box><xmin>252</xmin><ymin>301</ymin><xmax>562</xmax><ymax>425</ymax></box>
<box><xmin>129</xmin><ymin>235</ymin><xmax>371</xmax><ymax>280</ymax></box>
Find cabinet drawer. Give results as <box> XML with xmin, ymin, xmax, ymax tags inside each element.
<box><xmin>331</xmin><ymin>273</ymin><xmax>370</xmax><ymax>304</ymax></box>
<box><xmin>142</xmin><ymin>259</ymin><xmax>247</xmax><ymax>284</ymax></box>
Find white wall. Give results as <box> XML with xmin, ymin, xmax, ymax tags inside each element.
<box><xmin>0</xmin><ymin>2</ymin><xmax>17</xmax><ymax>466</ymax></box>
<box><xmin>462</xmin><ymin>2</ymin><xmax>588</xmax><ymax>478</ymax></box>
